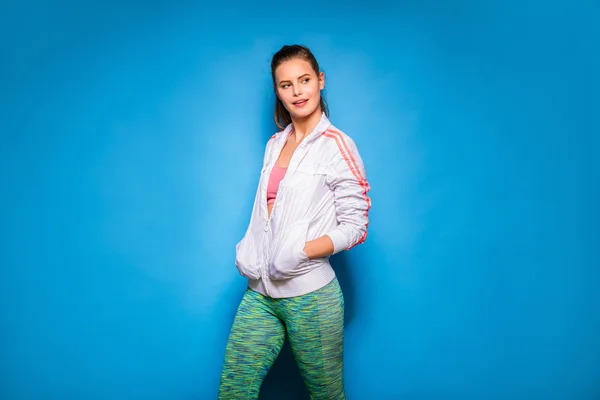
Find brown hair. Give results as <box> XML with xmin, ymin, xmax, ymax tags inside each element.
<box><xmin>271</xmin><ymin>45</ymin><xmax>329</xmax><ymax>130</ymax></box>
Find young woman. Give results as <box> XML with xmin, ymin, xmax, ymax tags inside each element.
<box><xmin>218</xmin><ymin>44</ymin><xmax>371</xmax><ymax>400</ymax></box>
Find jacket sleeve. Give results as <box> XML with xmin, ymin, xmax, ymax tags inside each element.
<box><xmin>324</xmin><ymin>136</ymin><xmax>371</xmax><ymax>255</ymax></box>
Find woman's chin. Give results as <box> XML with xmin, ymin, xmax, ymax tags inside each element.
<box><xmin>290</xmin><ymin>106</ymin><xmax>319</xmax><ymax>121</ymax></box>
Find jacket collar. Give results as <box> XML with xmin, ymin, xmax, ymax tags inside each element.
<box><xmin>276</xmin><ymin>112</ymin><xmax>332</xmax><ymax>144</ymax></box>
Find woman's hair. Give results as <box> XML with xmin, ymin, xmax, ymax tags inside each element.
<box><xmin>271</xmin><ymin>44</ymin><xmax>329</xmax><ymax>130</ymax></box>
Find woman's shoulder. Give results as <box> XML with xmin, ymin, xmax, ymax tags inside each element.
<box><xmin>267</xmin><ymin>124</ymin><xmax>293</xmax><ymax>146</ymax></box>
<box><xmin>319</xmin><ymin>124</ymin><xmax>360</xmax><ymax>155</ymax></box>
<box><xmin>265</xmin><ymin>130</ymin><xmax>281</xmax><ymax>148</ymax></box>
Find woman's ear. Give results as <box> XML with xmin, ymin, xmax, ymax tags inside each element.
<box><xmin>319</xmin><ymin>71</ymin><xmax>325</xmax><ymax>90</ymax></box>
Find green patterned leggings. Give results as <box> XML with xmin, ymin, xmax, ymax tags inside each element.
<box><xmin>218</xmin><ymin>278</ymin><xmax>346</xmax><ymax>399</ymax></box>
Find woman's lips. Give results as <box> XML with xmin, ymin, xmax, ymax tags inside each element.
<box><xmin>293</xmin><ymin>99</ymin><xmax>308</xmax><ymax>108</ymax></box>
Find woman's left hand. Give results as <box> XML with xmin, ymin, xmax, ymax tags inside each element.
<box><xmin>303</xmin><ymin>236</ymin><xmax>335</xmax><ymax>260</ymax></box>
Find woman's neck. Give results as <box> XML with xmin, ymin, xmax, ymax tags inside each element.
<box><xmin>290</xmin><ymin>107</ymin><xmax>322</xmax><ymax>144</ymax></box>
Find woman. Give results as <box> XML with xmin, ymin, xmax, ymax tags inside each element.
<box><xmin>218</xmin><ymin>44</ymin><xmax>371</xmax><ymax>400</ymax></box>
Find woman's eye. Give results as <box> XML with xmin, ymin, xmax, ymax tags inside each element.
<box><xmin>303</xmin><ymin>78</ymin><xmax>309</xmax><ymax>83</ymax></box>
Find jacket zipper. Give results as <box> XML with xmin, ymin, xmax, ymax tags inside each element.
<box><xmin>261</xmin><ymin>132</ymin><xmax>313</xmax><ymax>291</ymax></box>
<box><xmin>262</xmin><ymin>137</ymin><xmax>295</xmax><ymax>288</ymax></box>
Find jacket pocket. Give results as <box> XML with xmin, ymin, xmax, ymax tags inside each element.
<box><xmin>268</xmin><ymin>220</ymin><xmax>310</xmax><ymax>280</ymax></box>
<box><xmin>235</xmin><ymin>233</ymin><xmax>261</xmax><ymax>280</ymax></box>
<box><xmin>294</xmin><ymin>162</ymin><xmax>329</xmax><ymax>189</ymax></box>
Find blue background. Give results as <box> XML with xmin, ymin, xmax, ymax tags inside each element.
<box><xmin>1</xmin><ymin>1</ymin><xmax>598</xmax><ymax>398</ymax></box>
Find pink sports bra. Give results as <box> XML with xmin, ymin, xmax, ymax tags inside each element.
<box><xmin>267</xmin><ymin>164</ymin><xmax>287</xmax><ymax>205</ymax></box>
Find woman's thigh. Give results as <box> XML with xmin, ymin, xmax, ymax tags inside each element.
<box><xmin>218</xmin><ymin>289</ymin><xmax>286</xmax><ymax>400</ymax></box>
<box><xmin>283</xmin><ymin>279</ymin><xmax>346</xmax><ymax>400</ymax></box>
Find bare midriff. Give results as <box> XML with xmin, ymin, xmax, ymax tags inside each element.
<box><xmin>267</xmin><ymin>203</ymin><xmax>274</xmax><ymax>218</ymax></box>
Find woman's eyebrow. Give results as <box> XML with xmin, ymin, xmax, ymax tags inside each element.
<box><xmin>278</xmin><ymin>73</ymin><xmax>311</xmax><ymax>85</ymax></box>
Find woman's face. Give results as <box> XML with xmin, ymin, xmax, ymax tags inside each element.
<box><xmin>274</xmin><ymin>58</ymin><xmax>325</xmax><ymax>121</ymax></box>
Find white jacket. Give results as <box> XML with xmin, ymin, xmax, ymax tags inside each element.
<box><xmin>235</xmin><ymin>113</ymin><xmax>371</xmax><ymax>298</ymax></box>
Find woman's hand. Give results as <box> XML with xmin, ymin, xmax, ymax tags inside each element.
<box><xmin>303</xmin><ymin>235</ymin><xmax>335</xmax><ymax>259</ymax></box>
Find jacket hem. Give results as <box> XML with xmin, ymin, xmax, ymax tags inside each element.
<box><xmin>247</xmin><ymin>262</ymin><xmax>336</xmax><ymax>298</ymax></box>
